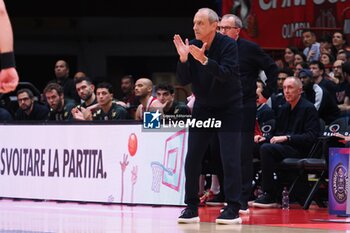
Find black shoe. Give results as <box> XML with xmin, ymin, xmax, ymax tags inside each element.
<box><xmin>252</xmin><ymin>193</ymin><xmax>280</xmax><ymax>208</ymax></box>
<box><xmin>216</xmin><ymin>206</ymin><xmax>242</xmax><ymax>225</ymax></box>
<box><xmin>178</xmin><ymin>207</ymin><xmax>200</xmax><ymax>223</ymax></box>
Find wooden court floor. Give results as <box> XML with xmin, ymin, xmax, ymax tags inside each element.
<box><xmin>0</xmin><ymin>199</ymin><xmax>349</xmax><ymax>233</ymax></box>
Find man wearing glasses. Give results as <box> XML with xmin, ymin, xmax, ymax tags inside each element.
<box><xmin>218</xmin><ymin>14</ymin><xmax>278</xmax><ymax>214</ymax></box>
<box><xmin>15</xmin><ymin>88</ymin><xmax>49</xmax><ymax>121</ymax></box>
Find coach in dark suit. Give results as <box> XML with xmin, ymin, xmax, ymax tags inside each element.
<box><xmin>174</xmin><ymin>8</ymin><xmax>243</xmax><ymax>224</ymax></box>
<box><xmin>253</xmin><ymin>77</ymin><xmax>320</xmax><ymax>208</ymax></box>
<box><xmin>219</xmin><ymin>14</ymin><xmax>278</xmax><ymax>213</ymax></box>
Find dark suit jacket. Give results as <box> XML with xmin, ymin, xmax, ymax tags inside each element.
<box><xmin>15</xmin><ymin>102</ymin><xmax>49</xmax><ymax>121</ymax></box>
<box><xmin>275</xmin><ymin>97</ymin><xmax>320</xmax><ymax>154</ymax></box>
<box><xmin>237</xmin><ymin>38</ymin><xmax>278</xmax><ymax>101</ymax></box>
<box><xmin>176</xmin><ymin>33</ymin><xmax>242</xmax><ymax>108</ymax></box>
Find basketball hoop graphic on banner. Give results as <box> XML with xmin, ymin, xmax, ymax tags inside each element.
<box><xmin>150</xmin><ymin>129</ymin><xmax>186</xmax><ymax>193</ymax></box>
<box><xmin>150</xmin><ymin>162</ymin><xmax>172</xmax><ymax>193</ymax></box>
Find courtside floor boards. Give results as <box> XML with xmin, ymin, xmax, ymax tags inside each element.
<box><xmin>0</xmin><ymin>199</ymin><xmax>347</xmax><ymax>233</ymax></box>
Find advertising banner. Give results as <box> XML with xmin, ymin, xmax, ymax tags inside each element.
<box><xmin>0</xmin><ymin>124</ymin><xmax>187</xmax><ymax>206</ymax></box>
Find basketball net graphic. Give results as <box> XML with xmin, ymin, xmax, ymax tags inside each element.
<box><xmin>150</xmin><ymin>161</ymin><xmax>173</xmax><ymax>193</ymax></box>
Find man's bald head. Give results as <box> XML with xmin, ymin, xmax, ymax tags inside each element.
<box><xmin>136</xmin><ymin>78</ymin><xmax>153</xmax><ymax>88</ymax></box>
<box><xmin>135</xmin><ymin>78</ymin><xmax>153</xmax><ymax>98</ymax></box>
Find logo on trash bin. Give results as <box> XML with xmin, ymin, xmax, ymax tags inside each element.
<box><xmin>332</xmin><ymin>163</ymin><xmax>347</xmax><ymax>203</ymax></box>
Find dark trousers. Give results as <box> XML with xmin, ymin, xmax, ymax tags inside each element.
<box><xmin>184</xmin><ymin>103</ymin><xmax>242</xmax><ymax>209</ymax></box>
<box><xmin>259</xmin><ymin>143</ymin><xmax>302</xmax><ymax>195</ymax></box>
<box><xmin>201</xmin><ymin>134</ymin><xmax>221</xmax><ymax>176</ymax></box>
<box><xmin>206</xmin><ymin>98</ymin><xmax>256</xmax><ymax>205</ymax></box>
<box><xmin>240</xmin><ymin>98</ymin><xmax>257</xmax><ymax>205</ymax></box>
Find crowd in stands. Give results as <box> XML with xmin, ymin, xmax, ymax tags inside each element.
<box><xmin>0</xmin><ymin>59</ymin><xmax>191</xmax><ymax>122</ymax></box>
<box><xmin>272</xmin><ymin>30</ymin><xmax>350</xmax><ymax>124</ymax></box>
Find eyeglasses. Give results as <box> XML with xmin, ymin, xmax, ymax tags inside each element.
<box><xmin>217</xmin><ymin>26</ymin><xmax>239</xmax><ymax>31</ymax></box>
<box><xmin>17</xmin><ymin>97</ymin><xmax>30</xmax><ymax>102</ymax></box>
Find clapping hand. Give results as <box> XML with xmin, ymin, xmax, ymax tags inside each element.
<box><xmin>189</xmin><ymin>42</ymin><xmax>207</xmax><ymax>64</ymax></box>
<box><xmin>71</xmin><ymin>105</ymin><xmax>96</xmax><ymax>120</ymax></box>
<box><xmin>173</xmin><ymin>34</ymin><xmax>189</xmax><ymax>63</ymax></box>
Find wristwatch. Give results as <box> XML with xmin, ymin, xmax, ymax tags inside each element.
<box><xmin>201</xmin><ymin>57</ymin><xmax>208</xmax><ymax>65</ymax></box>
<box><xmin>286</xmin><ymin>135</ymin><xmax>291</xmax><ymax>141</ymax></box>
